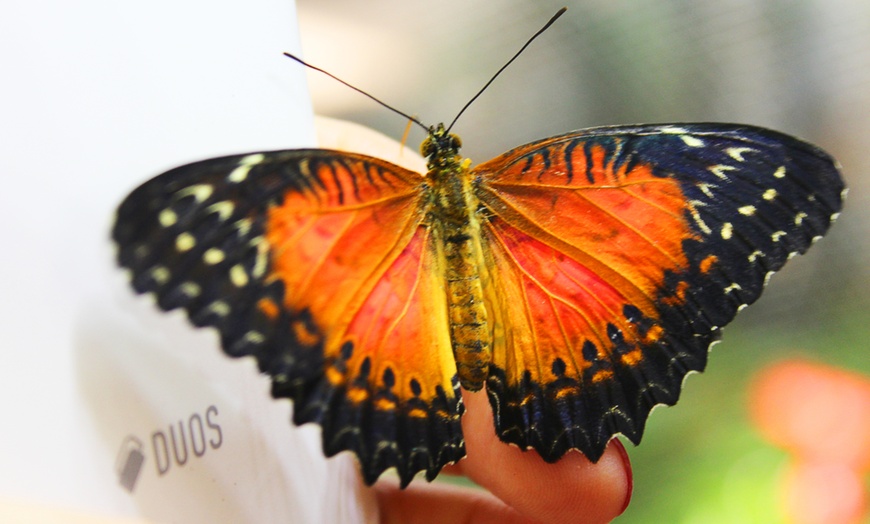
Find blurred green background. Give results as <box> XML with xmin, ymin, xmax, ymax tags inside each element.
<box><xmin>296</xmin><ymin>1</ymin><xmax>869</xmax><ymax>521</ymax></box>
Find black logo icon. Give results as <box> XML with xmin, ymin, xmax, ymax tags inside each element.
<box><xmin>116</xmin><ymin>435</ymin><xmax>145</xmax><ymax>492</ymax></box>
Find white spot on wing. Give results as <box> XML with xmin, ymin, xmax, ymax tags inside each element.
<box><xmin>771</xmin><ymin>231</ymin><xmax>786</xmax><ymax>242</ymax></box>
<box><xmin>726</xmin><ymin>147</ymin><xmax>756</xmax><ymax>162</ymax></box>
<box><xmin>748</xmin><ymin>250</ymin><xmax>764</xmax><ymax>262</ymax></box>
<box><xmin>151</xmin><ymin>266</ymin><xmax>170</xmax><ymax>285</ymax></box>
<box><xmin>176</xmin><ymin>184</ymin><xmax>213</xmax><ymax>203</ymax></box>
<box><xmin>243</xmin><ymin>330</ymin><xmax>265</xmax><ymax>344</ymax></box>
<box><xmin>159</xmin><ymin>209</ymin><xmax>178</xmax><ymax>227</ymax></box>
<box><xmin>203</xmin><ymin>248</ymin><xmax>225</xmax><ymax>265</ymax></box>
<box><xmin>207</xmin><ymin>301</ymin><xmax>231</xmax><ymax>317</ymax></box>
<box><xmin>710</xmin><ymin>164</ymin><xmax>736</xmax><ymax>180</ymax></box>
<box><xmin>207</xmin><ymin>201</ymin><xmax>235</xmax><ymax>221</ymax></box>
<box><xmin>763</xmin><ymin>189</ymin><xmax>778</xmax><ymax>201</ymax></box>
<box><xmin>698</xmin><ymin>183</ymin><xmax>715</xmax><ymax>199</ymax></box>
<box><xmin>773</xmin><ymin>166</ymin><xmax>786</xmax><ymax>178</ymax></box>
<box><xmin>176</xmin><ymin>232</ymin><xmax>196</xmax><ymax>252</ymax></box>
<box><xmin>680</xmin><ymin>135</ymin><xmax>705</xmax><ymax>148</ymax></box>
<box><xmin>234</xmin><ymin>218</ymin><xmax>252</xmax><ymax>236</ymax></box>
<box><xmin>252</xmin><ymin>237</ymin><xmax>269</xmax><ymax>278</ymax></box>
<box><xmin>230</xmin><ymin>264</ymin><xmax>249</xmax><ymax>287</ymax></box>
<box><xmin>179</xmin><ymin>281</ymin><xmax>201</xmax><ymax>297</ymax></box>
<box><xmin>794</xmin><ymin>212</ymin><xmax>807</xmax><ymax>226</ymax></box>
<box><xmin>688</xmin><ymin>201</ymin><xmax>712</xmax><ymax>234</ymax></box>
<box><xmin>724</xmin><ymin>283</ymin><xmax>742</xmax><ymax>294</ymax></box>
<box><xmin>721</xmin><ymin>222</ymin><xmax>733</xmax><ymax>240</ymax></box>
<box><xmin>738</xmin><ymin>205</ymin><xmax>756</xmax><ymax>216</ymax></box>
<box><xmin>228</xmin><ymin>153</ymin><xmax>265</xmax><ymax>183</ymax></box>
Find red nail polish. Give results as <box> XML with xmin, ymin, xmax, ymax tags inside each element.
<box><xmin>613</xmin><ymin>439</ymin><xmax>633</xmax><ymax>514</ymax></box>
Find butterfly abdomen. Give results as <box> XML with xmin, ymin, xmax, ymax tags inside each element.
<box><xmin>429</xmin><ymin>153</ymin><xmax>492</xmax><ymax>392</ymax></box>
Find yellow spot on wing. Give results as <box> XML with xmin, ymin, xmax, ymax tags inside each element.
<box><xmin>207</xmin><ymin>201</ymin><xmax>235</xmax><ymax>221</ymax></box>
<box><xmin>203</xmin><ymin>248</ymin><xmax>225</xmax><ymax>265</ymax></box>
<box><xmin>175</xmin><ymin>232</ymin><xmax>195</xmax><ymax>251</ymax></box>
<box><xmin>643</xmin><ymin>324</ymin><xmax>664</xmax><ymax>344</ymax></box>
<box><xmin>375</xmin><ymin>398</ymin><xmax>397</xmax><ymax>411</ymax></box>
<box><xmin>408</xmin><ymin>408</ymin><xmax>428</xmax><ymax>418</ymax></box>
<box><xmin>228</xmin><ymin>153</ymin><xmax>265</xmax><ymax>183</ymax></box>
<box><xmin>699</xmin><ymin>254</ymin><xmax>718</xmax><ymax>273</ymax></box>
<box><xmin>230</xmin><ymin>264</ymin><xmax>249</xmax><ymax>287</ymax></box>
<box><xmin>207</xmin><ymin>301</ymin><xmax>230</xmax><ymax>317</ymax></box>
<box><xmin>151</xmin><ymin>266</ymin><xmax>170</xmax><ymax>284</ymax></box>
<box><xmin>257</xmin><ymin>297</ymin><xmax>279</xmax><ymax>319</ymax></box>
<box><xmin>326</xmin><ymin>366</ymin><xmax>344</xmax><ymax>386</ymax></box>
<box><xmin>592</xmin><ymin>369</ymin><xmax>614</xmax><ymax>383</ymax></box>
<box><xmin>680</xmin><ymin>135</ymin><xmax>704</xmax><ymax>147</ymax></box>
<box><xmin>292</xmin><ymin>319</ymin><xmax>320</xmax><ymax>347</ymax></box>
<box><xmin>710</xmin><ymin>164</ymin><xmax>736</xmax><ymax>180</ymax></box>
<box><xmin>347</xmin><ymin>387</ymin><xmax>368</xmax><ymax>404</ymax></box>
<box><xmin>159</xmin><ymin>209</ymin><xmax>178</xmax><ymax>227</ymax></box>
<box><xmin>620</xmin><ymin>349</ymin><xmax>643</xmax><ymax>366</ymax></box>
<box><xmin>176</xmin><ymin>184</ymin><xmax>213</xmax><ymax>203</ymax></box>
<box><xmin>726</xmin><ymin>147</ymin><xmax>756</xmax><ymax>161</ymax></box>
<box><xmin>554</xmin><ymin>386</ymin><xmax>580</xmax><ymax>399</ymax></box>
<box><xmin>179</xmin><ymin>281</ymin><xmax>201</xmax><ymax>297</ymax></box>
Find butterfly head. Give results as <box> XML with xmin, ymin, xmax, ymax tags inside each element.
<box><xmin>421</xmin><ymin>123</ymin><xmax>463</xmax><ymax>171</ymax></box>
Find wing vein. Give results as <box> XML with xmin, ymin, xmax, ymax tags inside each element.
<box><xmin>479</xmin><ymin>190</ymin><xmax>659</xmax><ymax>308</ymax></box>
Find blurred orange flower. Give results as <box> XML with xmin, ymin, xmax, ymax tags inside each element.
<box><xmin>749</xmin><ymin>360</ymin><xmax>870</xmax><ymax>524</ymax></box>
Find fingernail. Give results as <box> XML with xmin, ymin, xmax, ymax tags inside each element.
<box><xmin>613</xmin><ymin>439</ymin><xmax>633</xmax><ymax>514</ymax></box>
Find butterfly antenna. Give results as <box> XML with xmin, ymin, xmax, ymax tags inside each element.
<box><xmin>446</xmin><ymin>7</ymin><xmax>567</xmax><ymax>133</ymax></box>
<box><xmin>284</xmin><ymin>52</ymin><xmax>429</xmax><ymax>133</ymax></box>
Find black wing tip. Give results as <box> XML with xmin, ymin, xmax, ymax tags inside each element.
<box><xmin>275</xmin><ymin>374</ymin><xmax>466</xmax><ymax>488</ymax></box>
<box><xmin>486</xmin><ymin>330</ymin><xmax>712</xmax><ymax>464</ymax></box>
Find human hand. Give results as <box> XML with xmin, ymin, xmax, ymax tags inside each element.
<box><xmin>377</xmin><ymin>389</ymin><xmax>632</xmax><ymax>524</ymax></box>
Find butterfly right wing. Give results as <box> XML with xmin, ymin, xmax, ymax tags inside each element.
<box><xmin>113</xmin><ymin>150</ymin><xmax>464</xmax><ymax>486</ymax></box>
<box><xmin>471</xmin><ymin>124</ymin><xmax>843</xmax><ymax>463</ymax></box>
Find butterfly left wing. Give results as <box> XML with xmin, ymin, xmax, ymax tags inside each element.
<box><xmin>472</xmin><ymin>124</ymin><xmax>844</xmax><ymax>462</ymax></box>
<box><xmin>113</xmin><ymin>150</ymin><xmax>465</xmax><ymax>486</ymax></box>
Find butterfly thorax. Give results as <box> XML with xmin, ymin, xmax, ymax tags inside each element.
<box><xmin>422</xmin><ymin>124</ymin><xmax>492</xmax><ymax>391</ymax></box>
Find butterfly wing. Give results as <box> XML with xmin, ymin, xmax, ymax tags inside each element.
<box><xmin>472</xmin><ymin>124</ymin><xmax>844</xmax><ymax>461</ymax></box>
<box><xmin>113</xmin><ymin>150</ymin><xmax>464</xmax><ymax>486</ymax></box>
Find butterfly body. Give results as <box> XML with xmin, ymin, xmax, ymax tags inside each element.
<box><xmin>423</xmin><ymin>124</ymin><xmax>492</xmax><ymax>390</ymax></box>
<box><xmin>114</xmin><ymin>122</ymin><xmax>844</xmax><ymax>487</ymax></box>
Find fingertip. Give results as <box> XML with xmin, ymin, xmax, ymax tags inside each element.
<box><xmin>611</xmin><ymin>438</ymin><xmax>634</xmax><ymax>514</ymax></box>
<box><xmin>376</xmin><ymin>479</ymin><xmax>524</xmax><ymax>524</ymax></box>
<box><xmin>459</xmin><ymin>389</ymin><xmax>633</xmax><ymax>523</ymax></box>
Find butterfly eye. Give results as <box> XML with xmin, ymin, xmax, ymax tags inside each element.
<box><xmin>420</xmin><ymin>137</ymin><xmax>435</xmax><ymax>158</ymax></box>
<box><xmin>449</xmin><ymin>134</ymin><xmax>462</xmax><ymax>150</ymax></box>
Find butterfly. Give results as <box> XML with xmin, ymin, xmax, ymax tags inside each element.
<box><xmin>114</xmin><ymin>117</ymin><xmax>845</xmax><ymax>487</ymax></box>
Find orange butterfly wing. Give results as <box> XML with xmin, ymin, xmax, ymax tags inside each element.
<box><xmin>473</xmin><ymin>124</ymin><xmax>843</xmax><ymax>461</ymax></box>
<box><xmin>115</xmin><ymin>123</ymin><xmax>843</xmax><ymax>484</ymax></box>
<box><xmin>114</xmin><ymin>150</ymin><xmax>463</xmax><ymax>486</ymax></box>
